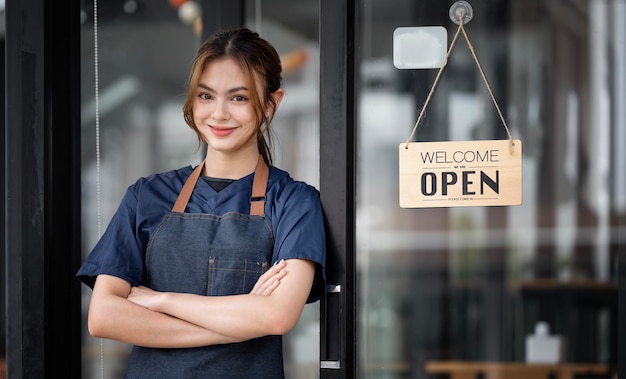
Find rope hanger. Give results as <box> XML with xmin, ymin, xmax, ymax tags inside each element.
<box><xmin>404</xmin><ymin>1</ymin><xmax>514</xmax><ymax>150</ymax></box>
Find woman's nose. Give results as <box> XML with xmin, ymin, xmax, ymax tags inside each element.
<box><xmin>211</xmin><ymin>100</ymin><xmax>229</xmax><ymax>120</ymax></box>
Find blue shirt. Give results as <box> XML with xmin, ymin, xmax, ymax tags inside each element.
<box><xmin>77</xmin><ymin>164</ymin><xmax>326</xmax><ymax>303</ymax></box>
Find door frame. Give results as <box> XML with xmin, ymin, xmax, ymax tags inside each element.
<box><xmin>319</xmin><ymin>0</ymin><xmax>358</xmax><ymax>378</ymax></box>
<box><xmin>4</xmin><ymin>0</ymin><xmax>82</xmax><ymax>377</ymax></box>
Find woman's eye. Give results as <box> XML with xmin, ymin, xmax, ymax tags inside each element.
<box><xmin>232</xmin><ymin>95</ymin><xmax>247</xmax><ymax>102</ymax></box>
<box><xmin>198</xmin><ymin>93</ymin><xmax>212</xmax><ymax>100</ymax></box>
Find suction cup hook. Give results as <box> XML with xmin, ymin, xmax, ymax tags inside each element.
<box><xmin>449</xmin><ymin>1</ymin><xmax>474</xmax><ymax>25</ymax></box>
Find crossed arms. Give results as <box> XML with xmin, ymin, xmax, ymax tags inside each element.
<box><xmin>87</xmin><ymin>259</ymin><xmax>315</xmax><ymax>348</ymax></box>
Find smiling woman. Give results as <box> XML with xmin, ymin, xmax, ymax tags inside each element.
<box><xmin>77</xmin><ymin>27</ymin><xmax>326</xmax><ymax>378</ymax></box>
<box><xmin>190</xmin><ymin>56</ymin><xmax>284</xmax><ymax>174</ymax></box>
<box><xmin>182</xmin><ymin>28</ymin><xmax>284</xmax><ymax>166</ymax></box>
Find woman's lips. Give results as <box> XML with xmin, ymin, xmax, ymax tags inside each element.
<box><xmin>210</xmin><ymin>125</ymin><xmax>236</xmax><ymax>137</ymax></box>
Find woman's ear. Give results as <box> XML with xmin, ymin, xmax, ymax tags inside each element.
<box><xmin>267</xmin><ymin>88</ymin><xmax>285</xmax><ymax>116</ymax></box>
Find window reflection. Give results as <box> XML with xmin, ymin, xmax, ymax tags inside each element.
<box><xmin>357</xmin><ymin>0</ymin><xmax>622</xmax><ymax>378</ymax></box>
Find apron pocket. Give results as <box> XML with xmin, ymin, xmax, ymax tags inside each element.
<box><xmin>207</xmin><ymin>257</ymin><xmax>268</xmax><ymax>296</ymax></box>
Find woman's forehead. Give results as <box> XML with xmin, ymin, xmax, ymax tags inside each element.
<box><xmin>203</xmin><ymin>58</ymin><xmax>263</xmax><ymax>85</ymax></box>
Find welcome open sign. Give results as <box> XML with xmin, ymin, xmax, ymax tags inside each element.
<box><xmin>399</xmin><ymin>139</ymin><xmax>522</xmax><ymax>208</ymax></box>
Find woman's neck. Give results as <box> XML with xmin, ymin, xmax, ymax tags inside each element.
<box><xmin>202</xmin><ymin>150</ymin><xmax>260</xmax><ymax>179</ymax></box>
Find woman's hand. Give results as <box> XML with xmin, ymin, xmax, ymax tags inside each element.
<box><xmin>250</xmin><ymin>259</ymin><xmax>287</xmax><ymax>295</ymax></box>
<box><xmin>127</xmin><ymin>285</ymin><xmax>163</xmax><ymax>311</ymax></box>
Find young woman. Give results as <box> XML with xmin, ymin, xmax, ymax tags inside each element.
<box><xmin>77</xmin><ymin>28</ymin><xmax>326</xmax><ymax>378</ymax></box>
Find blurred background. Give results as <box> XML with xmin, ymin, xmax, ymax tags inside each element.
<box><xmin>78</xmin><ymin>0</ymin><xmax>624</xmax><ymax>378</ymax></box>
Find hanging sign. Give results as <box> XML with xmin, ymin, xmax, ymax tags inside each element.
<box><xmin>396</xmin><ymin>4</ymin><xmax>523</xmax><ymax>209</ymax></box>
<box><xmin>399</xmin><ymin>139</ymin><xmax>522</xmax><ymax>208</ymax></box>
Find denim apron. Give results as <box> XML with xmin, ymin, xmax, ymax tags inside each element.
<box><xmin>125</xmin><ymin>157</ymin><xmax>284</xmax><ymax>379</ymax></box>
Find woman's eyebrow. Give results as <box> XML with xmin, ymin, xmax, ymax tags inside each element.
<box><xmin>197</xmin><ymin>83</ymin><xmax>249</xmax><ymax>94</ymax></box>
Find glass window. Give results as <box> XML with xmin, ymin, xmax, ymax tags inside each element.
<box><xmin>357</xmin><ymin>0</ymin><xmax>622</xmax><ymax>378</ymax></box>
<box><xmin>80</xmin><ymin>1</ymin><xmax>320</xmax><ymax>377</ymax></box>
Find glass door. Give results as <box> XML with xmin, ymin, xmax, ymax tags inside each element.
<box><xmin>355</xmin><ymin>0</ymin><xmax>623</xmax><ymax>378</ymax></box>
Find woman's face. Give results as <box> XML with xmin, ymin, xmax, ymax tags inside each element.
<box><xmin>192</xmin><ymin>58</ymin><xmax>262</xmax><ymax>158</ymax></box>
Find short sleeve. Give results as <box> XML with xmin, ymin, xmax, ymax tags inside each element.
<box><xmin>76</xmin><ymin>187</ymin><xmax>146</xmax><ymax>289</ymax></box>
<box><xmin>270</xmin><ymin>180</ymin><xmax>326</xmax><ymax>303</ymax></box>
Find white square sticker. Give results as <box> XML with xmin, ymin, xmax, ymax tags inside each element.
<box><xmin>393</xmin><ymin>26</ymin><xmax>447</xmax><ymax>69</ymax></box>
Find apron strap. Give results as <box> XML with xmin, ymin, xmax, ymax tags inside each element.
<box><xmin>171</xmin><ymin>155</ymin><xmax>268</xmax><ymax>217</ymax></box>
<box><xmin>250</xmin><ymin>157</ymin><xmax>268</xmax><ymax>217</ymax></box>
<box><xmin>172</xmin><ymin>161</ymin><xmax>205</xmax><ymax>213</ymax></box>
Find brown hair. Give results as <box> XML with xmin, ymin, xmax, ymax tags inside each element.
<box><xmin>183</xmin><ymin>28</ymin><xmax>283</xmax><ymax>165</ymax></box>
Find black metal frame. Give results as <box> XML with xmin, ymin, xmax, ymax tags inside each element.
<box><xmin>319</xmin><ymin>0</ymin><xmax>357</xmax><ymax>378</ymax></box>
<box><xmin>201</xmin><ymin>0</ymin><xmax>245</xmax><ymax>37</ymax></box>
<box><xmin>4</xmin><ymin>0</ymin><xmax>82</xmax><ymax>377</ymax></box>
<box><xmin>0</xmin><ymin>30</ymin><xmax>5</xmax><ymax>371</ymax></box>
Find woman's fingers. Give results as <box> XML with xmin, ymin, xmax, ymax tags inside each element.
<box><xmin>127</xmin><ymin>285</ymin><xmax>161</xmax><ymax>310</ymax></box>
<box><xmin>250</xmin><ymin>260</ymin><xmax>287</xmax><ymax>295</ymax></box>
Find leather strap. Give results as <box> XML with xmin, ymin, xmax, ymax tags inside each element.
<box><xmin>172</xmin><ymin>161</ymin><xmax>205</xmax><ymax>213</ymax></box>
<box><xmin>171</xmin><ymin>155</ymin><xmax>268</xmax><ymax>216</ymax></box>
<box><xmin>249</xmin><ymin>156</ymin><xmax>268</xmax><ymax>217</ymax></box>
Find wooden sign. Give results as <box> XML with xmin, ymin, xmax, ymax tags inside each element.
<box><xmin>399</xmin><ymin>139</ymin><xmax>522</xmax><ymax>208</ymax></box>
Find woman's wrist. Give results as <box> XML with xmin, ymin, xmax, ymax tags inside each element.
<box><xmin>154</xmin><ymin>291</ymin><xmax>171</xmax><ymax>313</ymax></box>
